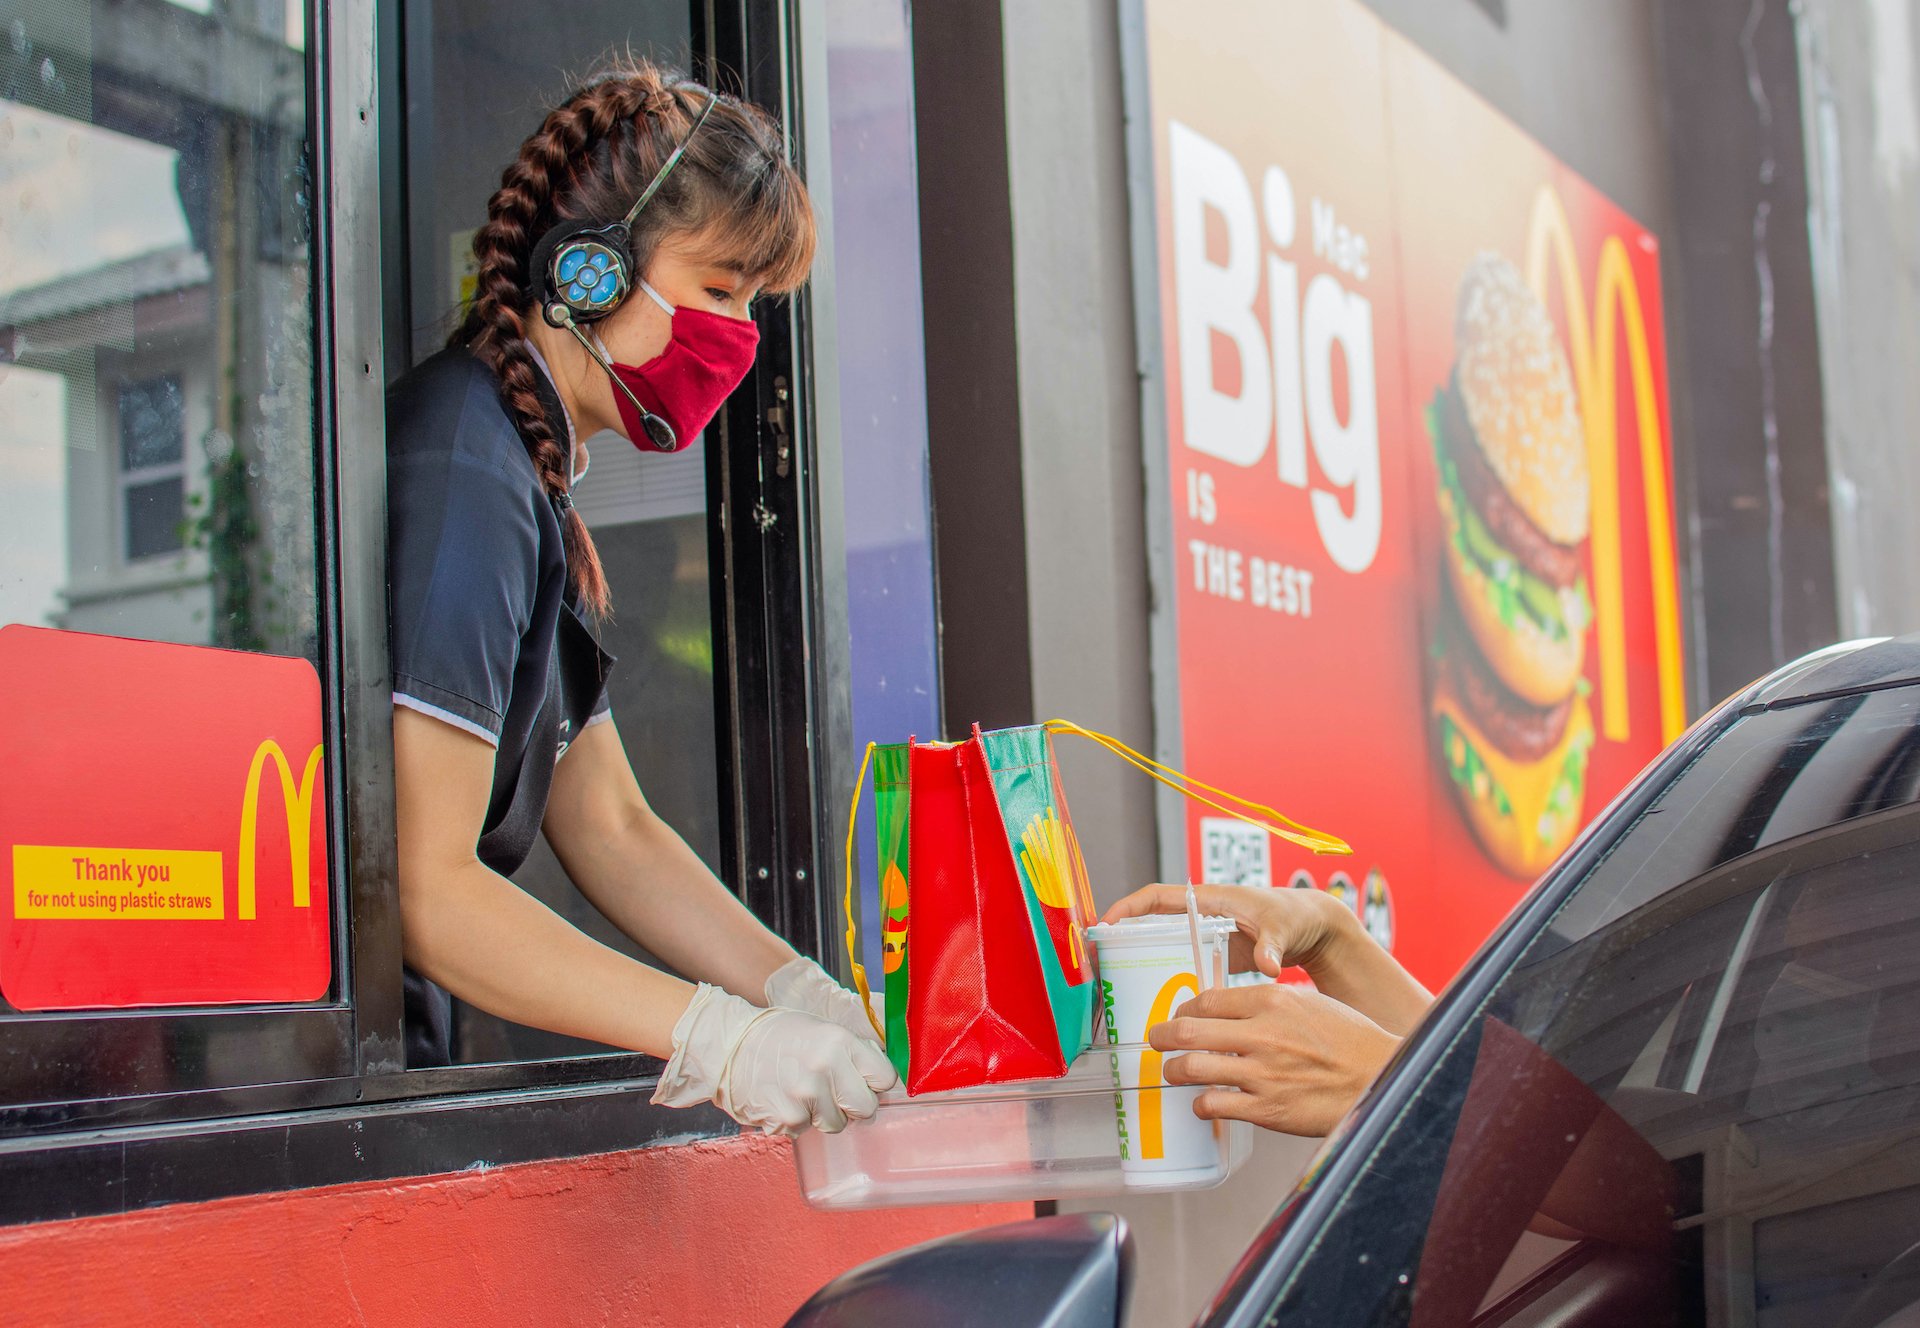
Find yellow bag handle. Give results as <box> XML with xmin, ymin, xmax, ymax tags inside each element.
<box><xmin>841</xmin><ymin>740</ymin><xmax>885</xmax><ymax>1040</ymax></box>
<box><xmin>839</xmin><ymin>722</ymin><xmax>1349</xmax><ymax>1043</ymax></box>
<box><xmin>1042</xmin><ymin>719</ymin><xmax>1351</xmax><ymax>857</ymax></box>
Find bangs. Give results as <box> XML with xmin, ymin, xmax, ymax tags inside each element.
<box><xmin>688</xmin><ymin>162</ymin><xmax>817</xmax><ymax>294</ymax></box>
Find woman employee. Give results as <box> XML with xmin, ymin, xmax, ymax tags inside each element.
<box><xmin>386</xmin><ymin>60</ymin><xmax>891</xmax><ymax>1133</ymax></box>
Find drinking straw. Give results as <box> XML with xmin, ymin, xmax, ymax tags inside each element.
<box><xmin>1185</xmin><ymin>881</ymin><xmax>1209</xmax><ymax>991</ymax></box>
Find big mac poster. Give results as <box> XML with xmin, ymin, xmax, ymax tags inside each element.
<box><xmin>1134</xmin><ymin>0</ymin><xmax>1684</xmax><ymax>988</ymax></box>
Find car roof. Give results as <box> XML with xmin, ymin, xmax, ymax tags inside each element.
<box><xmin>1749</xmin><ymin>631</ymin><xmax>1920</xmax><ymax>709</ymax></box>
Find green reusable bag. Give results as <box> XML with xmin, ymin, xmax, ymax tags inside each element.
<box><xmin>872</xmin><ymin>743</ymin><xmax>913</xmax><ymax>1082</ymax></box>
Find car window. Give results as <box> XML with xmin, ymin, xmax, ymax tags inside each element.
<box><xmin>1256</xmin><ymin>683</ymin><xmax>1920</xmax><ymax>1328</ymax></box>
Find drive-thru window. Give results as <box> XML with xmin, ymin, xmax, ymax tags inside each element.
<box><xmin>0</xmin><ymin>0</ymin><xmax>941</xmax><ymax>1238</ymax></box>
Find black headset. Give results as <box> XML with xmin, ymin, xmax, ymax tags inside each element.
<box><xmin>531</xmin><ymin>86</ymin><xmax>720</xmax><ymax>453</ymax></box>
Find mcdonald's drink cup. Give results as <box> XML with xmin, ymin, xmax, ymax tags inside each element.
<box><xmin>1089</xmin><ymin>915</ymin><xmax>1235</xmax><ymax>1186</ymax></box>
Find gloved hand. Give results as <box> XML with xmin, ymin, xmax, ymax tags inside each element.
<box><xmin>764</xmin><ymin>955</ymin><xmax>884</xmax><ymax>1043</ymax></box>
<box><xmin>652</xmin><ymin>983</ymin><xmax>897</xmax><ymax>1134</ymax></box>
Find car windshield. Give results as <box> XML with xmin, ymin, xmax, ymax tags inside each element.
<box><xmin>1249</xmin><ymin>681</ymin><xmax>1920</xmax><ymax>1328</ymax></box>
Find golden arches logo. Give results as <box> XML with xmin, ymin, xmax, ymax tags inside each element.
<box><xmin>239</xmin><ymin>740</ymin><xmax>323</xmax><ymax>920</ymax></box>
<box><xmin>1526</xmin><ymin>186</ymin><xmax>1686</xmax><ymax>745</ymax></box>
<box><xmin>1138</xmin><ymin>970</ymin><xmax>1201</xmax><ymax>1160</ymax></box>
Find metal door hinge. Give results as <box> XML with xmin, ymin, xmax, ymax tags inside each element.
<box><xmin>768</xmin><ymin>375</ymin><xmax>793</xmax><ymax>479</ymax></box>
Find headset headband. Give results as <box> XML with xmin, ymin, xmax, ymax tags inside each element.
<box><xmin>623</xmin><ymin>88</ymin><xmax>720</xmax><ymax>228</ymax></box>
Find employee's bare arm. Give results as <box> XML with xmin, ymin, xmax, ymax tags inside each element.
<box><xmin>539</xmin><ymin>716</ymin><xmax>797</xmax><ymax>1003</ymax></box>
<box><xmin>391</xmin><ymin>705</ymin><xmax>696</xmax><ymax>1056</ymax></box>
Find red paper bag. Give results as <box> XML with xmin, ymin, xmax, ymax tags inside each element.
<box><xmin>903</xmin><ymin>733</ymin><xmax>1065</xmax><ymax>1093</ymax></box>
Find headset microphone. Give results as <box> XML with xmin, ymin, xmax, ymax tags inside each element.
<box><xmin>546</xmin><ymin>307</ymin><xmax>679</xmax><ymax>451</ymax></box>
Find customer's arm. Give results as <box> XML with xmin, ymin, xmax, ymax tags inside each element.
<box><xmin>1102</xmin><ymin>882</ymin><xmax>1432</xmax><ymax>1034</ymax></box>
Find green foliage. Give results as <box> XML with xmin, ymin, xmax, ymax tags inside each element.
<box><xmin>182</xmin><ymin>431</ymin><xmax>265</xmax><ymax>652</ymax></box>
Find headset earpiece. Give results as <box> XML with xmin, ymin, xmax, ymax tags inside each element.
<box><xmin>532</xmin><ymin>220</ymin><xmax>634</xmax><ymax>326</ymax></box>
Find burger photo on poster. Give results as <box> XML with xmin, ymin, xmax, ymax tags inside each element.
<box><xmin>1427</xmin><ymin>253</ymin><xmax>1595</xmax><ymax>880</ymax></box>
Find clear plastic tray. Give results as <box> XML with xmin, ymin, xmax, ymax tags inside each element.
<box><xmin>794</xmin><ymin>1043</ymin><xmax>1254</xmax><ymax>1210</ymax></box>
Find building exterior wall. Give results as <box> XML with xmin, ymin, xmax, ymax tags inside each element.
<box><xmin>59</xmin><ymin>344</ymin><xmax>213</xmax><ymax>644</ymax></box>
<box><xmin>0</xmin><ymin>1135</ymin><xmax>1023</xmax><ymax>1328</ymax></box>
<box><xmin>1655</xmin><ymin>0</ymin><xmax>1841</xmax><ymax>704</ymax></box>
<box><xmin>1797</xmin><ymin>0</ymin><xmax>1920</xmax><ymax>641</ymax></box>
<box><xmin>999</xmin><ymin>0</ymin><xmax>1158</xmax><ymax>919</ymax></box>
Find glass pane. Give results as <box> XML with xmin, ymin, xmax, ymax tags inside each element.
<box><xmin>124</xmin><ymin>475</ymin><xmax>185</xmax><ymax>560</ymax></box>
<box><xmin>118</xmin><ymin>377</ymin><xmax>184</xmax><ymax>472</ymax></box>
<box><xmin>824</xmin><ymin>0</ymin><xmax>943</xmax><ymax>986</ymax></box>
<box><xmin>1268</xmin><ymin>684</ymin><xmax>1920</xmax><ymax>1327</ymax></box>
<box><xmin>0</xmin><ymin>1</ymin><xmax>332</xmax><ymax>1022</ymax></box>
<box><xmin>0</xmin><ymin>1</ymin><xmax>317</xmax><ymax>656</ymax></box>
<box><xmin>391</xmin><ymin>0</ymin><xmax>708</xmax><ymax>1064</ymax></box>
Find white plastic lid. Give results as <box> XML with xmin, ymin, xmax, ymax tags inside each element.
<box><xmin>1086</xmin><ymin>914</ymin><xmax>1235</xmax><ymax>948</ymax></box>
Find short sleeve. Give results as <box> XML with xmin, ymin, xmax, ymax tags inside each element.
<box><xmin>586</xmin><ymin>683</ymin><xmax>613</xmax><ymax>729</ymax></box>
<box><xmin>387</xmin><ymin>449</ymin><xmax>542</xmax><ymax>745</ymax></box>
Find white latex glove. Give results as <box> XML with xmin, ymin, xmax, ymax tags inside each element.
<box><xmin>764</xmin><ymin>955</ymin><xmax>883</xmax><ymax>1043</ymax></box>
<box><xmin>652</xmin><ymin>983</ymin><xmax>897</xmax><ymax>1135</ymax></box>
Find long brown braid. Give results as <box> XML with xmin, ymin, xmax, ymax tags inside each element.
<box><xmin>453</xmin><ymin>58</ymin><xmax>815</xmax><ymax>617</ymax></box>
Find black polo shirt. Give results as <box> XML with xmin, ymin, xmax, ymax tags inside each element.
<box><xmin>386</xmin><ymin>345</ymin><xmax>614</xmax><ymax>1065</ymax></box>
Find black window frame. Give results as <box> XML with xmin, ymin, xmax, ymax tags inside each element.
<box><xmin>0</xmin><ymin>0</ymin><xmax>363</xmax><ymax>1138</ymax></box>
<box><xmin>0</xmin><ymin>0</ymin><xmax>857</xmax><ymax>1219</ymax></box>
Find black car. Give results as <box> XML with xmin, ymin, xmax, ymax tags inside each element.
<box><xmin>789</xmin><ymin>634</ymin><xmax>1920</xmax><ymax>1328</ymax></box>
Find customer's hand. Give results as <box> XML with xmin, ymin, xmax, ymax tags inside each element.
<box><xmin>1153</xmin><ymin>983</ymin><xmax>1400</xmax><ymax>1137</ymax></box>
<box><xmin>1104</xmin><ymin>882</ymin><xmax>1352</xmax><ymax>979</ymax></box>
<box><xmin>1103</xmin><ymin>882</ymin><xmax>1433</xmax><ymax>1035</ymax></box>
<box><xmin>764</xmin><ymin>954</ymin><xmax>883</xmax><ymax>1043</ymax></box>
<box><xmin>652</xmin><ymin>984</ymin><xmax>898</xmax><ymax>1134</ymax></box>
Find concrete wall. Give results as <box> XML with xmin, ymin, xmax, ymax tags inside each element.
<box><xmin>1653</xmin><ymin>0</ymin><xmax>1840</xmax><ymax>704</ymax></box>
<box><xmin>998</xmin><ymin>1</ymin><xmax>1159</xmax><ymax>916</ymax></box>
<box><xmin>1796</xmin><ymin>0</ymin><xmax>1920</xmax><ymax>640</ymax></box>
<box><xmin>0</xmin><ymin>1135</ymin><xmax>1022</xmax><ymax>1327</ymax></box>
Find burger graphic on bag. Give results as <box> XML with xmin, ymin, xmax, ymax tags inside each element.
<box><xmin>1427</xmin><ymin>253</ymin><xmax>1595</xmax><ymax>879</ymax></box>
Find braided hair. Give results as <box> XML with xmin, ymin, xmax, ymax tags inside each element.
<box><xmin>453</xmin><ymin>58</ymin><xmax>816</xmax><ymax>617</ymax></box>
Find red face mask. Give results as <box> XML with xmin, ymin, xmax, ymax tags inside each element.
<box><xmin>591</xmin><ymin>279</ymin><xmax>759</xmax><ymax>452</ymax></box>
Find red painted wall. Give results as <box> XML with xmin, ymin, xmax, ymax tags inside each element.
<box><xmin>0</xmin><ymin>1134</ymin><xmax>1026</xmax><ymax>1327</ymax></box>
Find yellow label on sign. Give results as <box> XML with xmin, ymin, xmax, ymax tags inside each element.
<box><xmin>13</xmin><ymin>846</ymin><xmax>224</xmax><ymax>919</ymax></box>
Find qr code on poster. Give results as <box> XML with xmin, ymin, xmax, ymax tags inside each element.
<box><xmin>1200</xmin><ymin>818</ymin><xmax>1271</xmax><ymax>887</ymax></box>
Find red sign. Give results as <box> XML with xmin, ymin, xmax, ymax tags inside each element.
<box><xmin>1141</xmin><ymin>1</ymin><xmax>1683</xmax><ymax>988</ymax></box>
<box><xmin>0</xmin><ymin>626</ymin><xmax>332</xmax><ymax>1009</ymax></box>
